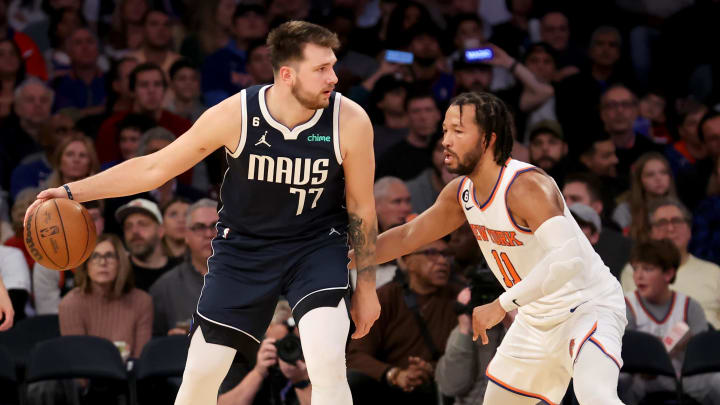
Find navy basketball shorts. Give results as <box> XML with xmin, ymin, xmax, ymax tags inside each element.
<box><xmin>191</xmin><ymin>223</ymin><xmax>350</xmax><ymax>356</ymax></box>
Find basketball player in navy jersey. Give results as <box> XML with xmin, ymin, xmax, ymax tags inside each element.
<box><xmin>27</xmin><ymin>21</ymin><xmax>380</xmax><ymax>405</ymax></box>
<box><xmin>352</xmin><ymin>92</ymin><xmax>626</xmax><ymax>404</ymax></box>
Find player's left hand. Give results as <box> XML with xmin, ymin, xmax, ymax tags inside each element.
<box><xmin>350</xmin><ymin>286</ymin><xmax>380</xmax><ymax>339</ymax></box>
<box><xmin>472</xmin><ymin>299</ymin><xmax>506</xmax><ymax>344</ymax></box>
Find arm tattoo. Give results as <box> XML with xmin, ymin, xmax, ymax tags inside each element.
<box><xmin>348</xmin><ymin>213</ymin><xmax>378</xmax><ymax>282</ymax></box>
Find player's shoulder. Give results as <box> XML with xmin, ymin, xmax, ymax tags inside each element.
<box><xmin>506</xmin><ymin>166</ymin><xmax>556</xmax><ymax>201</ymax></box>
<box><xmin>337</xmin><ymin>94</ymin><xmax>371</xmax><ymax>125</ymax></box>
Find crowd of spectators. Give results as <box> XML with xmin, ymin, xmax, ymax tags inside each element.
<box><xmin>0</xmin><ymin>0</ymin><xmax>719</xmax><ymax>404</ymax></box>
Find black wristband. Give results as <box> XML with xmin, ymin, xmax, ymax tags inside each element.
<box><xmin>62</xmin><ymin>184</ymin><xmax>73</xmax><ymax>200</ymax></box>
<box><xmin>292</xmin><ymin>380</ymin><xmax>310</xmax><ymax>389</ymax></box>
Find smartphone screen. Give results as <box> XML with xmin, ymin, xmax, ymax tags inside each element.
<box><xmin>465</xmin><ymin>48</ymin><xmax>494</xmax><ymax>62</ymax></box>
<box><xmin>385</xmin><ymin>50</ymin><xmax>414</xmax><ymax>65</ymax></box>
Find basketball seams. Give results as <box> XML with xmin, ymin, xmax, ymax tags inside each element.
<box><xmin>53</xmin><ymin>199</ymin><xmax>71</xmax><ymax>269</ymax></box>
<box><xmin>79</xmin><ymin>208</ymin><xmax>92</xmax><ymax>266</ymax></box>
<box><xmin>34</xmin><ymin>202</ymin><xmax>61</xmax><ymax>269</ymax></box>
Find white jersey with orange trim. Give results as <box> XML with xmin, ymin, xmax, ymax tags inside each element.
<box><xmin>457</xmin><ymin>159</ymin><xmax>618</xmax><ymax>326</ymax></box>
<box><xmin>625</xmin><ymin>290</ymin><xmax>689</xmax><ymax>338</ymax></box>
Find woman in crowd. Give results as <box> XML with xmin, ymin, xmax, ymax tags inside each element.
<box><xmin>58</xmin><ymin>234</ymin><xmax>153</xmax><ymax>359</ymax></box>
<box><xmin>105</xmin><ymin>0</ymin><xmax>148</xmax><ymax>59</ymax></box>
<box><xmin>0</xmin><ymin>38</ymin><xmax>26</xmax><ymax>118</ymax></box>
<box><xmin>43</xmin><ymin>134</ymin><xmax>100</xmax><ymax>190</ymax></box>
<box><xmin>613</xmin><ymin>152</ymin><xmax>677</xmax><ymax>240</ymax></box>
<box><xmin>161</xmin><ymin>197</ymin><xmax>190</xmax><ymax>260</ymax></box>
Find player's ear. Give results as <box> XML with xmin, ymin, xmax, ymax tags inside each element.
<box><xmin>278</xmin><ymin>65</ymin><xmax>294</xmax><ymax>85</ymax></box>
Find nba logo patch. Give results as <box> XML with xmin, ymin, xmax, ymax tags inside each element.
<box><xmin>569</xmin><ymin>338</ymin><xmax>576</xmax><ymax>357</ymax></box>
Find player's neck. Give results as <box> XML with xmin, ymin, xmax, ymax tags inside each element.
<box><xmin>468</xmin><ymin>156</ymin><xmax>504</xmax><ymax>203</ymax></box>
<box><xmin>265</xmin><ymin>85</ymin><xmax>317</xmax><ymax>129</ymax></box>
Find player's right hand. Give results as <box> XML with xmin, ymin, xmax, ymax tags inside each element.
<box><xmin>254</xmin><ymin>337</ymin><xmax>278</xmax><ymax>378</ymax></box>
<box><xmin>350</xmin><ymin>287</ymin><xmax>380</xmax><ymax>339</ymax></box>
<box><xmin>23</xmin><ymin>187</ymin><xmax>68</xmax><ymax>227</ymax></box>
<box><xmin>0</xmin><ymin>287</ymin><xmax>14</xmax><ymax>332</ymax></box>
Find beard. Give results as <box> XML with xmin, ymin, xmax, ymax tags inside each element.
<box><xmin>446</xmin><ymin>141</ymin><xmax>484</xmax><ymax>176</ymax></box>
<box><xmin>534</xmin><ymin>156</ymin><xmax>559</xmax><ymax>170</ymax></box>
<box><xmin>127</xmin><ymin>235</ymin><xmax>158</xmax><ymax>261</ymax></box>
<box><xmin>291</xmin><ymin>80</ymin><xmax>330</xmax><ymax>110</ymax></box>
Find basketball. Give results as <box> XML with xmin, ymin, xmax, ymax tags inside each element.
<box><xmin>23</xmin><ymin>199</ymin><xmax>97</xmax><ymax>271</ymax></box>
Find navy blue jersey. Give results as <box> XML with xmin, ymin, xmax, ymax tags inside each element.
<box><xmin>218</xmin><ymin>85</ymin><xmax>348</xmax><ymax>239</ymax></box>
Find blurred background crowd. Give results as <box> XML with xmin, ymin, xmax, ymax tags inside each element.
<box><xmin>0</xmin><ymin>0</ymin><xmax>719</xmax><ymax>404</ymax></box>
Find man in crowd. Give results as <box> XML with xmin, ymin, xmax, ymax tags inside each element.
<box><xmin>528</xmin><ymin>120</ymin><xmax>569</xmax><ymax>187</ymax></box>
<box><xmin>621</xmin><ymin>198</ymin><xmax>720</xmax><ymax>329</ymax></box>
<box><xmin>406</xmin><ymin>133</ymin><xmax>457</xmax><ymax>214</ymax></box>
<box><xmin>347</xmin><ymin>238</ymin><xmax>458</xmax><ymax>405</ymax></box>
<box><xmin>577</xmin><ymin>131</ymin><xmax>624</xmax><ymax>202</ymax></box>
<box><xmin>0</xmin><ymin>78</ymin><xmax>53</xmax><ymax>190</ymax></box>
<box><xmin>52</xmin><ymin>27</ymin><xmax>106</xmax><ymax>116</ymax></box>
<box><xmin>599</xmin><ymin>84</ymin><xmax>661</xmax><ymax>177</ymax></box>
<box><xmin>165</xmin><ymin>59</ymin><xmax>206</xmax><ymax>123</ymax></box>
<box><xmin>376</xmin><ymin>92</ymin><xmax>441</xmax><ymax>180</ymax></box>
<box><xmin>116</xmin><ymin>198</ymin><xmax>180</xmax><ymax>291</ymax></box>
<box><xmin>563</xmin><ymin>173</ymin><xmax>630</xmax><ymax>279</ymax></box>
<box><xmin>150</xmin><ymin>198</ymin><xmax>217</xmax><ymax>336</ymax></box>
<box><xmin>130</xmin><ymin>9</ymin><xmax>180</xmax><ymax>79</ymax></box>
<box><xmin>350</xmin><ymin>177</ymin><xmax>411</xmax><ymax>290</ymax></box>
<box><xmin>538</xmin><ymin>10</ymin><xmax>583</xmax><ymax>80</ymax></box>
<box><xmin>677</xmin><ymin>111</ymin><xmax>720</xmax><ymax>210</ymax></box>
<box><xmin>368</xmin><ymin>75</ymin><xmax>409</xmax><ymax>158</ymax></box>
<box><xmin>202</xmin><ymin>4</ymin><xmax>269</xmax><ymax>106</ymax></box>
<box><xmin>95</xmin><ymin>63</ymin><xmax>191</xmax><ymax>164</ymax></box>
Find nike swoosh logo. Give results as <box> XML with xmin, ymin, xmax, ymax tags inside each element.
<box><xmin>570</xmin><ymin>301</ymin><xmax>588</xmax><ymax>313</ymax></box>
<box><xmin>512</xmin><ymin>299</ymin><xmax>519</xmax><ymax>307</ymax></box>
<box><xmin>465</xmin><ymin>205</ymin><xmax>473</xmax><ymax>211</ymax></box>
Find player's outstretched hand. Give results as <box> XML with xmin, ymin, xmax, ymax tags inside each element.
<box><xmin>23</xmin><ymin>187</ymin><xmax>68</xmax><ymax>227</ymax></box>
<box><xmin>0</xmin><ymin>279</ymin><xmax>14</xmax><ymax>332</ymax></box>
<box><xmin>350</xmin><ymin>287</ymin><xmax>380</xmax><ymax>339</ymax></box>
<box><xmin>472</xmin><ymin>299</ymin><xmax>506</xmax><ymax>344</ymax></box>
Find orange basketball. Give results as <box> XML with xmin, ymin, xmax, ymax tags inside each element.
<box><xmin>24</xmin><ymin>199</ymin><xmax>97</xmax><ymax>271</ymax></box>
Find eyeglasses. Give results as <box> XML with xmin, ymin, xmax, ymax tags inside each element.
<box><xmin>189</xmin><ymin>222</ymin><xmax>218</xmax><ymax>234</ymax></box>
<box><xmin>408</xmin><ymin>248</ymin><xmax>454</xmax><ymax>261</ymax></box>
<box><xmin>651</xmin><ymin>217</ymin><xmax>688</xmax><ymax>229</ymax></box>
<box><xmin>89</xmin><ymin>252</ymin><xmax>118</xmax><ymax>263</ymax></box>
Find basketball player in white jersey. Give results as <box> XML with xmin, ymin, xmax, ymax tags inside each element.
<box><xmin>356</xmin><ymin>92</ymin><xmax>627</xmax><ymax>404</ymax></box>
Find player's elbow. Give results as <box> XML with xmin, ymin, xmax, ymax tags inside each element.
<box><xmin>139</xmin><ymin>155</ymin><xmax>174</xmax><ymax>190</ymax></box>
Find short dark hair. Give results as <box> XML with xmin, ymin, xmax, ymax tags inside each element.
<box><xmin>449</xmin><ymin>13</ymin><xmax>483</xmax><ymax>41</ymax></box>
<box><xmin>266</xmin><ymin>21</ymin><xmax>340</xmax><ymax>72</ymax></box>
<box><xmin>630</xmin><ymin>239</ymin><xmax>680</xmax><ymax>283</ymax></box>
<box><xmin>580</xmin><ymin>130</ymin><xmax>612</xmax><ymax>157</ymax></box>
<box><xmin>233</xmin><ymin>4</ymin><xmax>266</xmax><ymax>21</ymax></box>
<box><xmin>698</xmin><ymin>110</ymin><xmax>720</xmax><ymax>143</ymax></box>
<box><xmin>116</xmin><ymin>113</ymin><xmax>156</xmax><ymax>135</ymax></box>
<box><xmin>523</xmin><ymin>42</ymin><xmax>558</xmax><ymax>65</ymax></box>
<box><xmin>564</xmin><ymin>172</ymin><xmax>602</xmax><ymax>202</ymax></box>
<box><xmin>129</xmin><ymin>63</ymin><xmax>167</xmax><ymax>91</ymax></box>
<box><xmin>404</xmin><ymin>88</ymin><xmax>436</xmax><ymax>112</ymax></box>
<box><xmin>246</xmin><ymin>39</ymin><xmax>267</xmax><ymax>61</ymax></box>
<box><xmin>449</xmin><ymin>92</ymin><xmax>514</xmax><ymax>165</ymax></box>
<box><xmin>169</xmin><ymin>58</ymin><xmax>197</xmax><ymax>80</ymax></box>
<box><xmin>82</xmin><ymin>199</ymin><xmax>105</xmax><ymax>214</ymax></box>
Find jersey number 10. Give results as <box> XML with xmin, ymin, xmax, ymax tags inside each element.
<box><xmin>492</xmin><ymin>250</ymin><xmax>521</xmax><ymax>288</ymax></box>
<box><xmin>290</xmin><ymin>187</ymin><xmax>324</xmax><ymax>215</ymax></box>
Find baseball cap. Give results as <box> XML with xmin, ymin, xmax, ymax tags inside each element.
<box><xmin>569</xmin><ymin>203</ymin><xmax>601</xmax><ymax>234</ymax></box>
<box><xmin>115</xmin><ymin>198</ymin><xmax>163</xmax><ymax>225</ymax></box>
<box><xmin>528</xmin><ymin>120</ymin><xmax>564</xmax><ymax>142</ymax></box>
